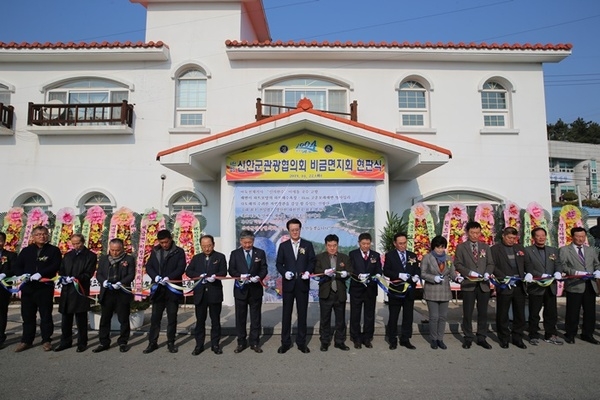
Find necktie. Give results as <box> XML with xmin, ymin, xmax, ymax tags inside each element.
<box><xmin>293</xmin><ymin>242</ymin><xmax>299</xmax><ymax>259</ymax></box>
<box><xmin>400</xmin><ymin>252</ymin><xmax>406</xmax><ymax>265</ymax></box>
<box><xmin>577</xmin><ymin>246</ymin><xmax>585</xmax><ymax>264</ymax></box>
<box><xmin>472</xmin><ymin>243</ymin><xmax>478</xmax><ymax>259</ymax></box>
<box><xmin>330</xmin><ymin>255</ymin><xmax>338</xmax><ymax>292</ymax></box>
<box><xmin>363</xmin><ymin>252</ymin><xmax>368</xmax><ymax>261</ymax></box>
<box><xmin>246</xmin><ymin>251</ymin><xmax>252</xmax><ymax>269</ymax></box>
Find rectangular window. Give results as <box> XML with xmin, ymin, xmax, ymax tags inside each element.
<box><xmin>483</xmin><ymin>115</ymin><xmax>505</xmax><ymax>127</ymax></box>
<box><xmin>177</xmin><ymin>80</ymin><xmax>206</xmax><ymax>108</ymax></box>
<box><xmin>399</xmin><ymin>91</ymin><xmax>426</xmax><ymax>108</ymax></box>
<box><xmin>481</xmin><ymin>92</ymin><xmax>506</xmax><ymax>109</ymax></box>
<box><xmin>402</xmin><ymin>114</ymin><xmax>424</xmax><ymax>126</ymax></box>
<box><xmin>180</xmin><ymin>113</ymin><xmax>203</xmax><ymax>126</ymax></box>
<box><xmin>328</xmin><ymin>90</ymin><xmax>347</xmax><ymax>113</ymax></box>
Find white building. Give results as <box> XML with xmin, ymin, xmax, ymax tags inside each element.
<box><xmin>549</xmin><ymin>140</ymin><xmax>600</xmax><ymax>201</ymax></box>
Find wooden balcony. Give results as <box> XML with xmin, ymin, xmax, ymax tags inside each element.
<box><xmin>27</xmin><ymin>100</ymin><xmax>134</xmax><ymax>135</ymax></box>
<box><xmin>0</xmin><ymin>103</ymin><xmax>14</xmax><ymax>134</ymax></box>
<box><xmin>255</xmin><ymin>98</ymin><xmax>358</xmax><ymax>122</ymax></box>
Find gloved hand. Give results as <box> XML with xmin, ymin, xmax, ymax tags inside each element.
<box><xmin>160</xmin><ymin>277</ymin><xmax>169</xmax><ymax>285</ymax></box>
<box><xmin>250</xmin><ymin>276</ymin><xmax>260</xmax><ymax>283</ymax></box>
<box><xmin>553</xmin><ymin>271</ymin><xmax>562</xmax><ymax>280</ymax></box>
<box><xmin>469</xmin><ymin>271</ymin><xmax>481</xmax><ymax>278</ymax></box>
<box><xmin>206</xmin><ymin>274</ymin><xmax>216</xmax><ymax>283</ymax></box>
<box><xmin>20</xmin><ymin>274</ymin><xmax>31</xmax><ymax>281</ymax></box>
<box><xmin>199</xmin><ymin>273</ymin><xmax>207</xmax><ymax>280</ymax></box>
<box><xmin>524</xmin><ymin>273</ymin><xmax>533</xmax><ymax>283</ymax></box>
<box><xmin>483</xmin><ymin>272</ymin><xmax>490</xmax><ymax>281</ymax></box>
<box><xmin>112</xmin><ymin>282</ymin><xmax>122</xmax><ymax>290</ymax></box>
<box><xmin>30</xmin><ymin>273</ymin><xmax>42</xmax><ymax>281</ymax></box>
<box><xmin>324</xmin><ymin>268</ymin><xmax>335</xmax><ymax>277</ymax></box>
<box><xmin>339</xmin><ymin>270</ymin><xmax>348</xmax><ymax>278</ymax></box>
<box><xmin>284</xmin><ymin>271</ymin><xmax>294</xmax><ymax>280</ymax></box>
<box><xmin>456</xmin><ymin>275</ymin><xmax>465</xmax><ymax>283</ymax></box>
<box><xmin>398</xmin><ymin>273</ymin><xmax>410</xmax><ymax>281</ymax></box>
<box><xmin>155</xmin><ymin>275</ymin><xmax>162</xmax><ymax>283</ymax></box>
<box><xmin>594</xmin><ymin>270</ymin><xmax>600</xmax><ymax>279</ymax></box>
<box><xmin>301</xmin><ymin>271</ymin><xmax>310</xmax><ymax>280</ymax></box>
<box><xmin>541</xmin><ymin>273</ymin><xmax>550</xmax><ymax>278</ymax></box>
<box><xmin>103</xmin><ymin>280</ymin><xmax>111</xmax><ymax>288</ymax></box>
<box><xmin>240</xmin><ymin>274</ymin><xmax>250</xmax><ymax>280</ymax></box>
<box><xmin>0</xmin><ymin>273</ymin><xmax>6</xmax><ymax>281</ymax></box>
<box><xmin>358</xmin><ymin>273</ymin><xmax>369</xmax><ymax>281</ymax></box>
<box><xmin>575</xmin><ymin>270</ymin><xmax>587</xmax><ymax>276</ymax></box>
<box><xmin>411</xmin><ymin>275</ymin><xmax>420</xmax><ymax>283</ymax></box>
<box><xmin>434</xmin><ymin>275</ymin><xmax>442</xmax><ymax>284</ymax></box>
<box><xmin>375</xmin><ymin>274</ymin><xmax>382</xmax><ymax>278</ymax></box>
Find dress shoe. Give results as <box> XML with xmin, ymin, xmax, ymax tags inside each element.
<box><xmin>513</xmin><ymin>341</ymin><xmax>527</xmax><ymax>349</ymax></box>
<box><xmin>54</xmin><ymin>343</ymin><xmax>72</xmax><ymax>352</ymax></box>
<box><xmin>76</xmin><ymin>345</ymin><xmax>87</xmax><ymax>353</ymax></box>
<box><xmin>363</xmin><ymin>341</ymin><xmax>373</xmax><ymax>349</ymax></box>
<box><xmin>437</xmin><ymin>340</ymin><xmax>447</xmax><ymax>350</ymax></box>
<box><xmin>462</xmin><ymin>340</ymin><xmax>472</xmax><ymax>349</ymax></box>
<box><xmin>42</xmin><ymin>342</ymin><xmax>53</xmax><ymax>352</ymax></box>
<box><xmin>564</xmin><ymin>336</ymin><xmax>575</xmax><ymax>344</ymax></box>
<box><xmin>167</xmin><ymin>343</ymin><xmax>178</xmax><ymax>353</ymax></box>
<box><xmin>529</xmin><ymin>338</ymin><xmax>540</xmax><ymax>346</ymax></box>
<box><xmin>400</xmin><ymin>341</ymin><xmax>416</xmax><ymax>350</ymax></box>
<box><xmin>476</xmin><ymin>340</ymin><xmax>492</xmax><ymax>350</ymax></box>
<box><xmin>500</xmin><ymin>342</ymin><xmax>509</xmax><ymax>349</ymax></box>
<box><xmin>544</xmin><ymin>335</ymin><xmax>564</xmax><ymax>345</ymax></box>
<box><xmin>15</xmin><ymin>342</ymin><xmax>32</xmax><ymax>353</ymax></box>
<box><xmin>250</xmin><ymin>345</ymin><xmax>263</xmax><ymax>353</ymax></box>
<box><xmin>119</xmin><ymin>344</ymin><xmax>129</xmax><ymax>353</ymax></box>
<box><xmin>212</xmin><ymin>346</ymin><xmax>223</xmax><ymax>354</ymax></box>
<box><xmin>192</xmin><ymin>346</ymin><xmax>204</xmax><ymax>356</ymax></box>
<box><xmin>389</xmin><ymin>343</ymin><xmax>397</xmax><ymax>350</ymax></box>
<box><xmin>234</xmin><ymin>344</ymin><xmax>247</xmax><ymax>353</ymax></box>
<box><xmin>143</xmin><ymin>343</ymin><xmax>158</xmax><ymax>354</ymax></box>
<box><xmin>334</xmin><ymin>343</ymin><xmax>350</xmax><ymax>351</ymax></box>
<box><xmin>581</xmin><ymin>335</ymin><xmax>600</xmax><ymax>345</ymax></box>
<box><xmin>320</xmin><ymin>343</ymin><xmax>329</xmax><ymax>352</ymax></box>
<box><xmin>277</xmin><ymin>345</ymin><xmax>291</xmax><ymax>354</ymax></box>
<box><xmin>297</xmin><ymin>345</ymin><xmax>310</xmax><ymax>353</ymax></box>
<box><xmin>92</xmin><ymin>344</ymin><xmax>110</xmax><ymax>353</ymax></box>
<box><xmin>430</xmin><ymin>340</ymin><xmax>438</xmax><ymax>350</ymax></box>
<box><xmin>353</xmin><ymin>341</ymin><xmax>362</xmax><ymax>349</ymax></box>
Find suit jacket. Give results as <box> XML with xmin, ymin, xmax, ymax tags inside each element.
<box><xmin>275</xmin><ymin>238</ymin><xmax>316</xmax><ymax>294</ymax></box>
<box><xmin>383</xmin><ymin>249</ymin><xmax>420</xmax><ymax>300</ymax></box>
<box><xmin>185</xmin><ymin>251</ymin><xmax>227</xmax><ymax>304</ymax></box>
<box><xmin>559</xmin><ymin>244</ymin><xmax>600</xmax><ymax>294</ymax></box>
<box><xmin>454</xmin><ymin>241</ymin><xmax>495</xmax><ymax>293</ymax></box>
<box><xmin>146</xmin><ymin>244</ymin><xmax>186</xmax><ymax>301</ymax></box>
<box><xmin>524</xmin><ymin>245</ymin><xmax>560</xmax><ymax>296</ymax></box>
<box><xmin>228</xmin><ymin>246</ymin><xmax>268</xmax><ymax>301</ymax></box>
<box><xmin>14</xmin><ymin>242</ymin><xmax>62</xmax><ymax>295</ymax></box>
<box><xmin>96</xmin><ymin>253</ymin><xmax>136</xmax><ymax>304</ymax></box>
<box><xmin>314</xmin><ymin>251</ymin><xmax>353</xmax><ymax>301</ymax></box>
<box><xmin>348</xmin><ymin>248</ymin><xmax>382</xmax><ymax>299</ymax></box>
<box><xmin>420</xmin><ymin>252</ymin><xmax>457</xmax><ymax>302</ymax></box>
<box><xmin>490</xmin><ymin>243</ymin><xmax>527</xmax><ymax>295</ymax></box>
<box><xmin>59</xmin><ymin>246</ymin><xmax>97</xmax><ymax>314</ymax></box>
<box><xmin>0</xmin><ymin>248</ymin><xmax>17</xmax><ymax>300</ymax></box>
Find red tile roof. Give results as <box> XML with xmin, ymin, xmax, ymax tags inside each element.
<box><xmin>0</xmin><ymin>41</ymin><xmax>167</xmax><ymax>49</ymax></box>
<box><xmin>225</xmin><ymin>39</ymin><xmax>572</xmax><ymax>51</ymax></box>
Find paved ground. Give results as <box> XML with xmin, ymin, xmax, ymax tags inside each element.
<box><xmin>0</xmin><ymin>297</ymin><xmax>599</xmax><ymax>399</ymax></box>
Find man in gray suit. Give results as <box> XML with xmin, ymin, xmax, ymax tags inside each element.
<box><xmin>559</xmin><ymin>226</ymin><xmax>600</xmax><ymax>344</ymax></box>
<box><xmin>523</xmin><ymin>227</ymin><xmax>563</xmax><ymax>345</ymax></box>
<box><xmin>455</xmin><ymin>221</ymin><xmax>495</xmax><ymax>349</ymax></box>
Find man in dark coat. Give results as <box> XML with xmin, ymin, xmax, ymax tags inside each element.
<box><xmin>0</xmin><ymin>231</ymin><xmax>17</xmax><ymax>348</ymax></box>
<box><xmin>92</xmin><ymin>238</ymin><xmax>136</xmax><ymax>353</ymax></box>
<box><xmin>14</xmin><ymin>225</ymin><xmax>61</xmax><ymax>353</ymax></box>
<box><xmin>54</xmin><ymin>234</ymin><xmax>97</xmax><ymax>352</ymax></box>
<box><xmin>143</xmin><ymin>229</ymin><xmax>186</xmax><ymax>354</ymax></box>
<box><xmin>185</xmin><ymin>234</ymin><xmax>227</xmax><ymax>355</ymax></box>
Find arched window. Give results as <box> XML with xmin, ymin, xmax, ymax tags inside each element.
<box><xmin>176</xmin><ymin>69</ymin><xmax>207</xmax><ymax>127</ymax></box>
<box><xmin>170</xmin><ymin>192</ymin><xmax>203</xmax><ymax>216</ymax></box>
<box><xmin>18</xmin><ymin>194</ymin><xmax>50</xmax><ymax>212</ymax></box>
<box><xmin>82</xmin><ymin>193</ymin><xmax>114</xmax><ymax>213</ymax></box>
<box><xmin>263</xmin><ymin>77</ymin><xmax>348</xmax><ymax>115</ymax></box>
<box><xmin>481</xmin><ymin>81</ymin><xmax>509</xmax><ymax>127</ymax></box>
<box><xmin>398</xmin><ymin>80</ymin><xmax>429</xmax><ymax>127</ymax></box>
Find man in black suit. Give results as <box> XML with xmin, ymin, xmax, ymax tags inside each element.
<box><xmin>14</xmin><ymin>225</ymin><xmax>61</xmax><ymax>353</ymax></box>
<box><xmin>275</xmin><ymin>218</ymin><xmax>316</xmax><ymax>354</ymax></box>
<box><xmin>228</xmin><ymin>230</ymin><xmax>268</xmax><ymax>353</ymax></box>
<box><xmin>185</xmin><ymin>234</ymin><xmax>228</xmax><ymax>355</ymax></box>
<box><xmin>54</xmin><ymin>233</ymin><xmax>97</xmax><ymax>352</ymax></box>
<box><xmin>0</xmin><ymin>231</ymin><xmax>17</xmax><ymax>349</ymax></box>
<box><xmin>348</xmin><ymin>232</ymin><xmax>382</xmax><ymax>349</ymax></box>
<box><xmin>314</xmin><ymin>234</ymin><xmax>353</xmax><ymax>352</ymax></box>
<box><xmin>490</xmin><ymin>226</ymin><xmax>528</xmax><ymax>349</ymax></box>
<box><xmin>92</xmin><ymin>238</ymin><xmax>136</xmax><ymax>353</ymax></box>
<box><xmin>383</xmin><ymin>232</ymin><xmax>420</xmax><ymax>350</ymax></box>
<box><xmin>143</xmin><ymin>229</ymin><xmax>186</xmax><ymax>354</ymax></box>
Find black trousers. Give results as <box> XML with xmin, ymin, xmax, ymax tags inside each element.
<box><xmin>349</xmin><ymin>292</ymin><xmax>376</xmax><ymax>343</ymax></box>
<box><xmin>461</xmin><ymin>286</ymin><xmax>491</xmax><ymax>342</ymax></box>
<box><xmin>148</xmin><ymin>298</ymin><xmax>179</xmax><ymax>344</ymax></box>
<box><xmin>528</xmin><ymin>288</ymin><xmax>558</xmax><ymax>339</ymax></box>
<box><xmin>565</xmin><ymin>281</ymin><xmax>597</xmax><ymax>339</ymax></box>
<box><xmin>281</xmin><ymin>284</ymin><xmax>309</xmax><ymax>347</ymax></box>
<box><xmin>20</xmin><ymin>285</ymin><xmax>54</xmax><ymax>344</ymax></box>
<box><xmin>387</xmin><ymin>296</ymin><xmax>414</xmax><ymax>344</ymax></box>
<box><xmin>0</xmin><ymin>290</ymin><xmax>10</xmax><ymax>343</ymax></box>
<box><xmin>496</xmin><ymin>286</ymin><xmax>526</xmax><ymax>344</ymax></box>
<box><xmin>98</xmin><ymin>291</ymin><xmax>130</xmax><ymax>346</ymax></box>
<box><xmin>319</xmin><ymin>291</ymin><xmax>346</xmax><ymax>345</ymax></box>
<box><xmin>194</xmin><ymin>297</ymin><xmax>222</xmax><ymax>348</ymax></box>
<box><xmin>60</xmin><ymin>311</ymin><xmax>88</xmax><ymax>346</ymax></box>
<box><xmin>234</xmin><ymin>295</ymin><xmax>262</xmax><ymax>346</ymax></box>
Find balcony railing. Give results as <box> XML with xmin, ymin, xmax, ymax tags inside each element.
<box><xmin>255</xmin><ymin>98</ymin><xmax>358</xmax><ymax>122</ymax></box>
<box><xmin>0</xmin><ymin>103</ymin><xmax>14</xmax><ymax>129</ymax></box>
<box><xmin>27</xmin><ymin>100</ymin><xmax>134</xmax><ymax>127</ymax></box>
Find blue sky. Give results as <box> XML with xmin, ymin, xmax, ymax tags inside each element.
<box><xmin>1</xmin><ymin>0</ymin><xmax>598</xmax><ymax>124</ymax></box>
